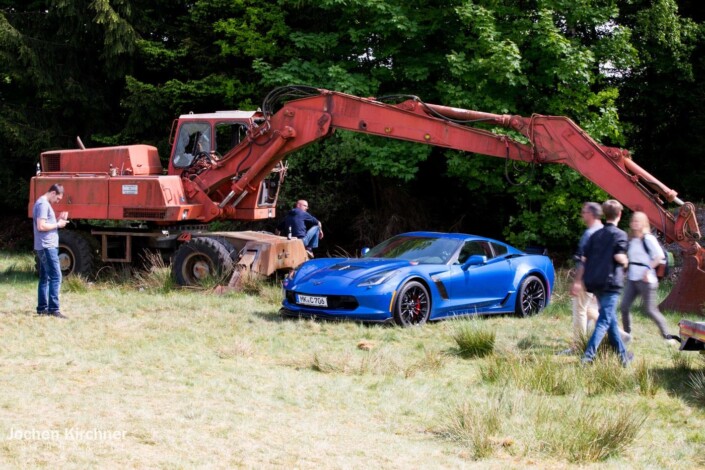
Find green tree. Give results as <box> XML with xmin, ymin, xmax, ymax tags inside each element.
<box><xmin>0</xmin><ymin>0</ymin><xmax>138</xmax><ymax>209</ymax></box>
<box><xmin>616</xmin><ymin>0</ymin><xmax>705</xmax><ymax>201</ymax></box>
<box><xmin>4</xmin><ymin>0</ymin><xmax>697</xmax><ymax>257</ymax></box>
<box><xmin>248</xmin><ymin>0</ymin><xmax>637</xmax><ymax>250</ymax></box>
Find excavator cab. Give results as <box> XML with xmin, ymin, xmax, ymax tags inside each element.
<box><xmin>172</xmin><ymin>123</ymin><xmax>212</xmax><ymax>168</ymax></box>
<box><xmin>168</xmin><ymin>111</ymin><xmax>259</xmax><ymax>174</ymax></box>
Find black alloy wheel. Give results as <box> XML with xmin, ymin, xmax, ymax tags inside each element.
<box><xmin>393</xmin><ymin>280</ymin><xmax>431</xmax><ymax>327</ymax></box>
<box><xmin>516</xmin><ymin>275</ymin><xmax>546</xmax><ymax>317</ymax></box>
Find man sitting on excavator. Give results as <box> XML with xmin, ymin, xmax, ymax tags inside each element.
<box><xmin>276</xmin><ymin>199</ymin><xmax>324</xmax><ymax>258</ymax></box>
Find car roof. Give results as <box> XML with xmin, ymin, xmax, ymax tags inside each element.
<box><xmin>397</xmin><ymin>231</ymin><xmax>493</xmax><ymax>242</ymax></box>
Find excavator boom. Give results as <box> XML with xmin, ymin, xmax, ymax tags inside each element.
<box><xmin>205</xmin><ymin>87</ymin><xmax>702</xmax><ymax>313</ymax></box>
<box><xmin>29</xmin><ymin>86</ymin><xmax>705</xmax><ymax>313</ymax></box>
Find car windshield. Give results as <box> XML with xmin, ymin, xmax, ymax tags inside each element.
<box><xmin>364</xmin><ymin>235</ymin><xmax>461</xmax><ymax>265</ymax></box>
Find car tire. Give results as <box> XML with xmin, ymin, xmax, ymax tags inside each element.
<box><xmin>393</xmin><ymin>280</ymin><xmax>431</xmax><ymax>327</ymax></box>
<box><xmin>515</xmin><ymin>274</ymin><xmax>546</xmax><ymax>317</ymax></box>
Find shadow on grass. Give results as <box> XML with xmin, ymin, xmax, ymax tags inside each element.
<box><xmin>652</xmin><ymin>364</ymin><xmax>705</xmax><ymax>409</ymax></box>
<box><xmin>0</xmin><ymin>265</ymin><xmax>36</xmax><ymax>284</ymax></box>
<box><xmin>253</xmin><ymin>309</ymin><xmax>400</xmax><ymax>328</ymax></box>
<box><xmin>252</xmin><ymin>310</ymin><xmax>286</xmax><ymax>323</ymax></box>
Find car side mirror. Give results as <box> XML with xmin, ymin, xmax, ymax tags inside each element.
<box><xmin>461</xmin><ymin>254</ymin><xmax>487</xmax><ymax>271</ymax></box>
<box><xmin>361</xmin><ymin>247</ymin><xmax>370</xmax><ymax>257</ymax></box>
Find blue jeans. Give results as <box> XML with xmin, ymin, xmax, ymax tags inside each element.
<box><xmin>36</xmin><ymin>248</ymin><xmax>62</xmax><ymax>313</ymax></box>
<box><xmin>302</xmin><ymin>226</ymin><xmax>320</xmax><ymax>250</ymax></box>
<box><xmin>583</xmin><ymin>291</ymin><xmax>629</xmax><ymax>364</ymax></box>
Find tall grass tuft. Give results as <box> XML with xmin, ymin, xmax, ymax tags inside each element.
<box><xmin>310</xmin><ymin>348</ymin><xmax>406</xmax><ymax>377</ymax></box>
<box><xmin>131</xmin><ymin>252</ymin><xmax>177</xmax><ymax>293</ymax></box>
<box><xmin>404</xmin><ymin>349</ymin><xmax>446</xmax><ymax>378</ymax></box>
<box><xmin>583</xmin><ymin>354</ymin><xmax>633</xmax><ymax>396</ymax></box>
<box><xmin>538</xmin><ymin>403</ymin><xmax>647</xmax><ymax>462</ymax></box>
<box><xmin>479</xmin><ymin>355</ymin><xmax>515</xmax><ymax>385</ymax></box>
<box><xmin>634</xmin><ymin>359</ymin><xmax>659</xmax><ymax>397</ymax></box>
<box><xmin>516</xmin><ymin>334</ymin><xmax>541</xmax><ymax>351</ymax></box>
<box><xmin>480</xmin><ymin>354</ymin><xmax>578</xmax><ymax>395</ymax></box>
<box><xmin>452</xmin><ymin>320</ymin><xmax>495</xmax><ymax>358</ymax></box>
<box><xmin>671</xmin><ymin>350</ymin><xmax>694</xmax><ymax>372</ymax></box>
<box><xmin>687</xmin><ymin>370</ymin><xmax>705</xmax><ymax>406</ymax></box>
<box><xmin>524</xmin><ymin>354</ymin><xmax>578</xmax><ymax>395</ymax></box>
<box><xmin>439</xmin><ymin>393</ymin><xmax>512</xmax><ymax>460</ymax></box>
<box><xmin>62</xmin><ymin>274</ymin><xmax>91</xmax><ymax>293</ymax></box>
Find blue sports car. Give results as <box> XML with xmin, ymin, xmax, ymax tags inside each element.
<box><xmin>280</xmin><ymin>232</ymin><xmax>555</xmax><ymax>326</ymax></box>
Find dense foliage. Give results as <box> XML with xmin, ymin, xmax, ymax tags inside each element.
<box><xmin>2</xmin><ymin>1</ymin><xmax>704</xmax><ymax>254</ymax></box>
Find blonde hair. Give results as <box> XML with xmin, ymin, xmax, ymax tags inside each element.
<box><xmin>629</xmin><ymin>211</ymin><xmax>651</xmax><ymax>237</ymax></box>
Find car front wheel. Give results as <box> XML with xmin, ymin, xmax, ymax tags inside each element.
<box><xmin>393</xmin><ymin>280</ymin><xmax>431</xmax><ymax>327</ymax></box>
<box><xmin>516</xmin><ymin>275</ymin><xmax>546</xmax><ymax>317</ymax></box>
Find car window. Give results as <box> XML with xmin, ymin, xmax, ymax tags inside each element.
<box><xmin>364</xmin><ymin>235</ymin><xmax>461</xmax><ymax>264</ymax></box>
<box><xmin>491</xmin><ymin>242</ymin><xmax>508</xmax><ymax>258</ymax></box>
<box><xmin>457</xmin><ymin>240</ymin><xmax>493</xmax><ymax>264</ymax></box>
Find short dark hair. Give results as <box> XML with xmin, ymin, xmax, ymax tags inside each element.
<box><xmin>583</xmin><ymin>202</ymin><xmax>602</xmax><ymax>218</ymax></box>
<box><xmin>48</xmin><ymin>184</ymin><xmax>64</xmax><ymax>195</ymax></box>
<box><xmin>602</xmin><ymin>199</ymin><xmax>623</xmax><ymax>220</ymax></box>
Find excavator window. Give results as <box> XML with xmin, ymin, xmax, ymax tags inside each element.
<box><xmin>215</xmin><ymin>122</ymin><xmax>249</xmax><ymax>157</ymax></box>
<box><xmin>173</xmin><ymin>122</ymin><xmax>212</xmax><ymax>168</ymax></box>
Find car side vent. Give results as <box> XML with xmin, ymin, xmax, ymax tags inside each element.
<box><xmin>123</xmin><ymin>208</ymin><xmax>167</xmax><ymax>219</ymax></box>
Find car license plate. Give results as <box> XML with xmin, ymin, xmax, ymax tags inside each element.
<box><xmin>297</xmin><ymin>294</ymin><xmax>328</xmax><ymax>307</ymax></box>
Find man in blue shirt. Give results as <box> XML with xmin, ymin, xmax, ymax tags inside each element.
<box><xmin>277</xmin><ymin>200</ymin><xmax>324</xmax><ymax>258</ymax></box>
<box><xmin>33</xmin><ymin>184</ymin><xmax>69</xmax><ymax>318</ymax></box>
<box><xmin>571</xmin><ymin>199</ymin><xmax>632</xmax><ymax>366</ymax></box>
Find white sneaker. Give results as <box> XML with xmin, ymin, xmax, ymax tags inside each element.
<box><xmin>665</xmin><ymin>338</ymin><xmax>680</xmax><ymax>347</ymax></box>
<box><xmin>621</xmin><ymin>332</ymin><xmax>632</xmax><ymax>344</ymax></box>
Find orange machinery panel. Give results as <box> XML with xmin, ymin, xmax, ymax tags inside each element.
<box><xmin>29</xmin><ymin>175</ymin><xmax>203</xmax><ymax>222</ymax></box>
<box><xmin>40</xmin><ymin>145</ymin><xmax>163</xmax><ymax>176</ymax></box>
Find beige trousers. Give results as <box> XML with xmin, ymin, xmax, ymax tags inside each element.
<box><xmin>572</xmin><ymin>284</ymin><xmax>599</xmax><ymax>345</ymax></box>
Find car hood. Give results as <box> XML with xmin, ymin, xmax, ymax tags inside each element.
<box><xmin>294</xmin><ymin>258</ymin><xmax>414</xmax><ymax>284</ymax></box>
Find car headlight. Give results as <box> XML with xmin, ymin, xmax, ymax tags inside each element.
<box><xmin>282</xmin><ymin>268</ymin><xmax>298</xmax><ymax>288</ymax></box>
<box><xmin>357</xmin><ymin>270</ymin><xmax>399</xmax><ymax>287</ymax></box>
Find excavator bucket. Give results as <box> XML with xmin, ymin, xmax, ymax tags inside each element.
<box><xmin>660</xmin><ymin>250</ymin><xmax>705</xmax><ymax>315</ymax></box>
<box><xmin>210</xmin><ymin>231</ymin><xmax>308</xmax><ymax>294</ymax></box>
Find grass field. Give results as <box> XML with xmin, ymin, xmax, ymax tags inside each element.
<box><xmin>1</xmin><ymin>252</ymin><xmax>705</xmax><ymax>469</ymax></box>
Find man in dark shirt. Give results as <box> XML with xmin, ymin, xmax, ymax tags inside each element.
<box><xmin>277</xmin><ymin>200</ymin><xmax>324</xmax><ymax>257</ymax></box>
<box><xmin>571</xmin><ymin>199</ymin><xmax>632</xmax><ymax>366</ymax></box>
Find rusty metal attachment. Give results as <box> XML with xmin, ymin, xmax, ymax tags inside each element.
<box><xmin>660</xmin><ymin>247</ymin><xmax>705</xmax><ymax>315</ymax></box>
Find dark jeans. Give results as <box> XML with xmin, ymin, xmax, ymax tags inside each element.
<box><xmin>583</xmin><ymin>291</ymin><xmax>629</xmax><ymax>364</ymax></box>
<box><xmin>36</xmin><ymin>248</ymin><xmax>62</xmax><ymax>313</ymax></box>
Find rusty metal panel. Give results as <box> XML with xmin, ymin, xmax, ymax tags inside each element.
<box><xmin>30</xmin><ymin>175</ymin><xmax>111</xmax><ymax>219</ymax></box>
<box><xmin>210</xmin><ymin>231</ymin><xmax>308</xmax><ymax>276</ymax></box>
<box><xmin>41</xmin><ymin>145</ymin><xmax>162</xmax><ymax>176</ymax></box>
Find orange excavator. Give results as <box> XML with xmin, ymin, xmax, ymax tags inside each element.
<box><xmin>28</xmin><ymin>86</ymin><xmax>704</xmax><ymax>313</ymax></box>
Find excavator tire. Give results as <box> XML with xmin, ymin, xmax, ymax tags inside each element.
<box><xmin>172</xmin><ymin>237</ymin><xmax>234</xmax><ymax>287</ymax></box>
<box><xmin>56</xmin><ymin>230</ymin><xmax>99</xmax><ymax>278</ymax></box>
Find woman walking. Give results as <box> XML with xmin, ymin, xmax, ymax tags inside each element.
<box><xmin>620</xmin><ymin>211</ymin><xmax>678</xmax><ymax>345</ymax></box>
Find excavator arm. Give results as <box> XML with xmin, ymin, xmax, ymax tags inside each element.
<box><xmin>189</xmin><ymin>86</ymin><xmax>704</xmax><ymax>314</ymax></box>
